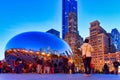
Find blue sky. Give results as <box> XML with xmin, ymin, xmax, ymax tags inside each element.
<box><xmin>0</xmin><ymin>0</ymin><xmax>120</xmax><ymax>60</ymax></box>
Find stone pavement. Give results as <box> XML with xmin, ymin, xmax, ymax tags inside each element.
<box><xmin>0</xmin><ymin>73</ymin><xmax>120</xmax><ymax>80</ymax></box>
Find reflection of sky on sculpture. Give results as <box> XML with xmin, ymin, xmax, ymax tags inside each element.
<box><xmin>5</xmin><ymin>32</ymin><xmax>72</xmax><ymax>55</ymax></box>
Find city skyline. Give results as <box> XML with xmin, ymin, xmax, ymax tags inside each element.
<box><xmin>0</xmin><ymin>0</ymin><xmax>120</xmax><ymax>60</ymax></box>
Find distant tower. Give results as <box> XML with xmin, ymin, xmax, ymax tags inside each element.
<box><xmin>46</xmin><ymin>29</ymin><xmax>60</xmax><ymax>38</ymax></box>
<box><xmin>107</xmin><ymin>33</ymin><xmax>116</xmax><ymax>53</ymax></box>
<box><xmin>111</xmin><ymin>28</ymin><xmax>120</xmax><ymax>52</ymax></box>
<box><xmin>62</xmin><ymin>0</ymin><xmax>78</xmax><ymax>39</ymax></box>
<box><xmin>68</xmin><ymin>12</ymin><xmax>78</xmax><ymax>33</ymax></box>
<box><xmin>64</xmin><ymin>12</ymin><xmax>83</xmax><ymax>54</ymax></box>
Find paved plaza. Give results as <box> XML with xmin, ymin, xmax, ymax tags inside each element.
<box><xmin>0</xmin><ymin>73</ymin><xmax>120</xmax><ymax>80</ymax></box>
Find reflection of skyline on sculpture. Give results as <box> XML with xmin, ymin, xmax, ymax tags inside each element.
<box><xmin>0</xmin><ymin>0</ymin><xmax>120</xmax><ymax>60</ymax></box>
<box><xmin>5</xmin><ymin>31</ymin><xmax>73</xmax><ymax>56</ymax></box>
<box><xmin>5</xmin><ymin>31</ymin><xmax>73</xmax><ymax>66</ymax></box>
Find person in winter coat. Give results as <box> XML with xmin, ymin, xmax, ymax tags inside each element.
<box><xmin>80</xmin><ymin>38</ymin><xmax>94</xmax><ymax>76</ymax></box>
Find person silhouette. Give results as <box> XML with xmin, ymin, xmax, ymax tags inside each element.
<box><xmin>113</xmin><ymin>59</ymin><xmax>120</xmax><ymax>74</ymax></box>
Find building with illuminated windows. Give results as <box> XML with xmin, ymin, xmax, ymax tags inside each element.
<box><xmin>89</xmin><ymin>20</ymin><xmax>120</xmax><ymax>72</ymax></box>
<box><xmin>64</xmin><ymin>12</ymin><xmax>83</xmax><ymax>70</ymax></box>
<box><xmin>89</xmin><ymin>20</ymin><xmax>110</xmax><ymax>71</ymax></box>
<box><xmin>64</xmin><ymin>12</ymin><xmax>83</xmax><ymax>53</ymax></box>
<box><xmin>62</xmin><ymin>0</ymin><xmax>78</xmax><ymax>39</ymax></box>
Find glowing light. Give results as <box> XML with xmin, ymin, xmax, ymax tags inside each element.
<box><xmin>118</xmin><ymin>66</ymin><xmax>120</xmax><ymax>73</ymax></box>
<box><xmin>36</xmin><ymin>52</ymin><xmax>40</xmax><ymax>55</ymax></box>
<box><xmin>42</xmin><ymin>52</ymin><xmax>45</xmax><ymax>56</ymax></box>
<box><xmin>47</xmin><ymin>53</ymin><xmax>50</xmax><ymax>57</ymax></box>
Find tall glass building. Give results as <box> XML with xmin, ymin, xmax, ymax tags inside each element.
<box><xmin>62</xmin><ymin>0</ymin><xmax>78</xmax><ymax>39</ymax></box>
<box><xmin>111</xmin><ymin>28</ymin><xmax>120</xmax><ymax>52</ymax></box>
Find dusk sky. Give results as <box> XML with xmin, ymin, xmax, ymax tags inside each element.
<box><xmin>0</xmin><ymin>0</ymin><xmax>120</xmax><ymax>60</ymax></box>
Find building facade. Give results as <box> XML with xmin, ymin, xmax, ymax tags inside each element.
<box><xmin>89</xmin><ymin>20</ymin><xmax>110</xmax><ymax>71</ymax></box>
<box><xmin>64</xmin><ymin>12</ymin><xmax>83</xmax><ymax>54</ymax></box>
<box><xmin>46</xmin><ymin>29</ymin><xmax>60</xmax><ymax>38</ymax></box>
<box><xmin>62</xmin><ymin>0</ymin><xmax>78</xmax><ymax>39</ymax></box>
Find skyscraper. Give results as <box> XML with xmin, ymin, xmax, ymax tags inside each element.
<box><xmin>64</xmin><ymin>12</ymin><xmax>83</xmax><ymax>70</ymax></box>
<box><xmin>90</xmin><ymin>20</ymin><xmax>109</xmax><ymax>71</ymax></box>
<box><xmin>64</xmin><ymin>12</ymin><xmax>83</xmax><ymax>53</ymax></box>
<box><xmin>111</xmin><ymin>28</ymin><xmax>120</xmax><ymax>52</ymax></box>
<box><xmin>62</xmin><ymin>0</ymin><xmax>78</xmax><ymax>39</ymax></box>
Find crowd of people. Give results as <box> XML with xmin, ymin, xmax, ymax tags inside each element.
<box><xmin>103</xmin><ymin>59</ymin><xmax>120</xmax><ymax>75</ymax></box>
<box><xmin>0</xmin><ymin>56</ymin><xmax>75</xmax><ymax>74</ymax></box>
<box><xmin>0</xmin><ymin>57</ymin><xmax>120</xmax><ymax>75</ymax></box>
